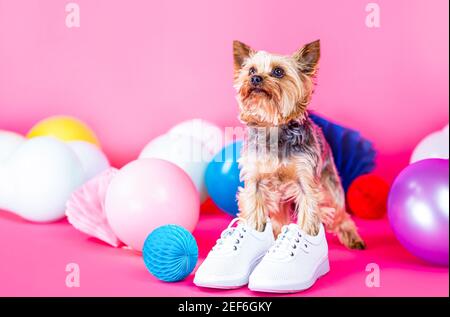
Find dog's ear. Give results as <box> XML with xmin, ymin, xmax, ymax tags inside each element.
<box><xmin>293</xmin><ymin>40</ymin><xmax>320</xmax><ymax>76</ymax></box>
<box><xmin>233</xmin><ymin>40</ymin><xmax>254</xmax><ymax>72</ymax></box>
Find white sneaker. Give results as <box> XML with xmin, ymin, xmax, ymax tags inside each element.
<box><xmin>248</xmin><ymin>223</ymin><xmax>329</xmax><ymax>293</ymax></box>
<box><xmin>194</xmin><ymin>217</ymin><xmax>275</xmax><ymax>289</ymax></box>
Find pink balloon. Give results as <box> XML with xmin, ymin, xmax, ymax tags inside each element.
<box><xmin>105</xmin><ymin>159</ymin><xmax>200</xmax><ymax>251</ymax></box>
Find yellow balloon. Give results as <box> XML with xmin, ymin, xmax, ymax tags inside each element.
<box><xmin>27</xmin><ymin>116</ymin><xmax>100</xmax><ymax>147</ymax></box>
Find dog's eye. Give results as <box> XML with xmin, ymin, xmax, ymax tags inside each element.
<box><xmin>249</xmin><ymin>67</ymin><xmax>257</xmax><ymax>75</ymax></box>
<box><xmin>271</xmin><ymin>67</ymin><xmax>285</xmax><ymax>78</ymax></box>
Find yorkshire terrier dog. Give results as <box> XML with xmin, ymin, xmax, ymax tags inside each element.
<box><xmin>234</xmin><ymin>40</ymin><xmax>365</xmax><ymax>249</ymax></box>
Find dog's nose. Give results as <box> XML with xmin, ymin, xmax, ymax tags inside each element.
<box><xmin>250</xmin><ymin>75</ymin><xmax>263</xmax><ymax>86</ymax></box>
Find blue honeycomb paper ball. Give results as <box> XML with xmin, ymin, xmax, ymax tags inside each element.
<box><xmin>143</xmin><ymin>225</ymin><xmax>198</xmax><ymax>282</ymax></box>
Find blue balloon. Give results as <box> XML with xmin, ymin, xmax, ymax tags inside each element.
<box><xmin>205</xmin><ymin>141</ymin><xmax>244</xmax><ymax>216</ymax></box>
<box><xmin>143</xmin><ymin>225</ymin><xmax>198</xmax><ymax>282</ymax></box>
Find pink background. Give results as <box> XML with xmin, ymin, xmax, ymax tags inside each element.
<box><xmin>0</xmin><ymin>212</ymin><xmax>448</xmax><ymax>297</ymax></box>
<box><xmin>0</xmin><ymin>0</ymin><xmax>448</xmax><ymax>297</ymax></box>
<box><xmin>1</xmin><ymin>0</ymin><xmax>448</xmax><ymax>181</ymax></box>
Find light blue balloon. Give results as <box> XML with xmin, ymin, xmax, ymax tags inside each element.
<box><xmin>205</xmin><ymin>141</ymin><xmax>244</xmax><ymax>216</ymax></box>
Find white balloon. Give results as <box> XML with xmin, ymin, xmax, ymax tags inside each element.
<box><xmin>139</xmin><ymin>134</ymin><xmax>210</xmax><ymax>202</ymax></box>
<box><xmin>410</xmin><ymin>125</ymin><xmax>449</xmax><ymax>164</ymax></box>
<box><xmin>68</xmin><ymin>141</ymin><xmax>110</xmax><ymax>181</ymax></box>
<box><xmin>168</xmin><ymin>119</ymin><xmax>224</xmax><ymax>158</ymax></box>
<box><xmin>0</xmin><ymin>137</ymin><xmax>85</xmax><ymax>222</ymax></box>
<box><xmin>0</xmin><ymin>130</ymin><xmax>25</xmax><ymax>163</ymax></box>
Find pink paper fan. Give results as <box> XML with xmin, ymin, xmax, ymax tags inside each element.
<box><xmin>66</xmin><ymin>167</ymin><xmax>123</xmax><ymax>247</ymax></box>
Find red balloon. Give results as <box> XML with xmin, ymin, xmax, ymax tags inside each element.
<box><xmin>346</xmin><ymin>174</ymin><xmax>390</xmax><ymax>219</ymax></box>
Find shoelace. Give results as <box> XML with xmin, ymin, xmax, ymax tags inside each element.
<box><xmin>269</xmin><ymin>225</ymin><xmax>309</xmax><ymax>257</ymax></box>
<box><xmin>212</xmin><ymin>217</ymin><xmax>248</xmax><ymax>253</ymax></box>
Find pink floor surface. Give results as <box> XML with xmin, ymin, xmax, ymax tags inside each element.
<box><xmin>0</xmin><ymin>206</ymin><xmax>448</xmax><ymax>297</ymax></box>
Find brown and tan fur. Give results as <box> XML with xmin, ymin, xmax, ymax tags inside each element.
<box><xmin>234</xmin><ymin>40</ymin><xmax>365</xmax><ymax>249</ymax></box>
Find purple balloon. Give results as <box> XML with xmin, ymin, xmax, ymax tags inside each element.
<box><xmin>388</xmin><ymin>158</ymin><xmax>449</xmax><ymax>266</ymax></box>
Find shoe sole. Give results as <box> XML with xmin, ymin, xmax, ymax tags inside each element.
<box><xmin>248</xmin><ymin>257</ymin><xmax>330</xmax><ymax>293</ymax></box>
<box><xmin>194</xmin><ymin>253</ymin><xmax>266</xmax><ymax>290</ymax></box>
